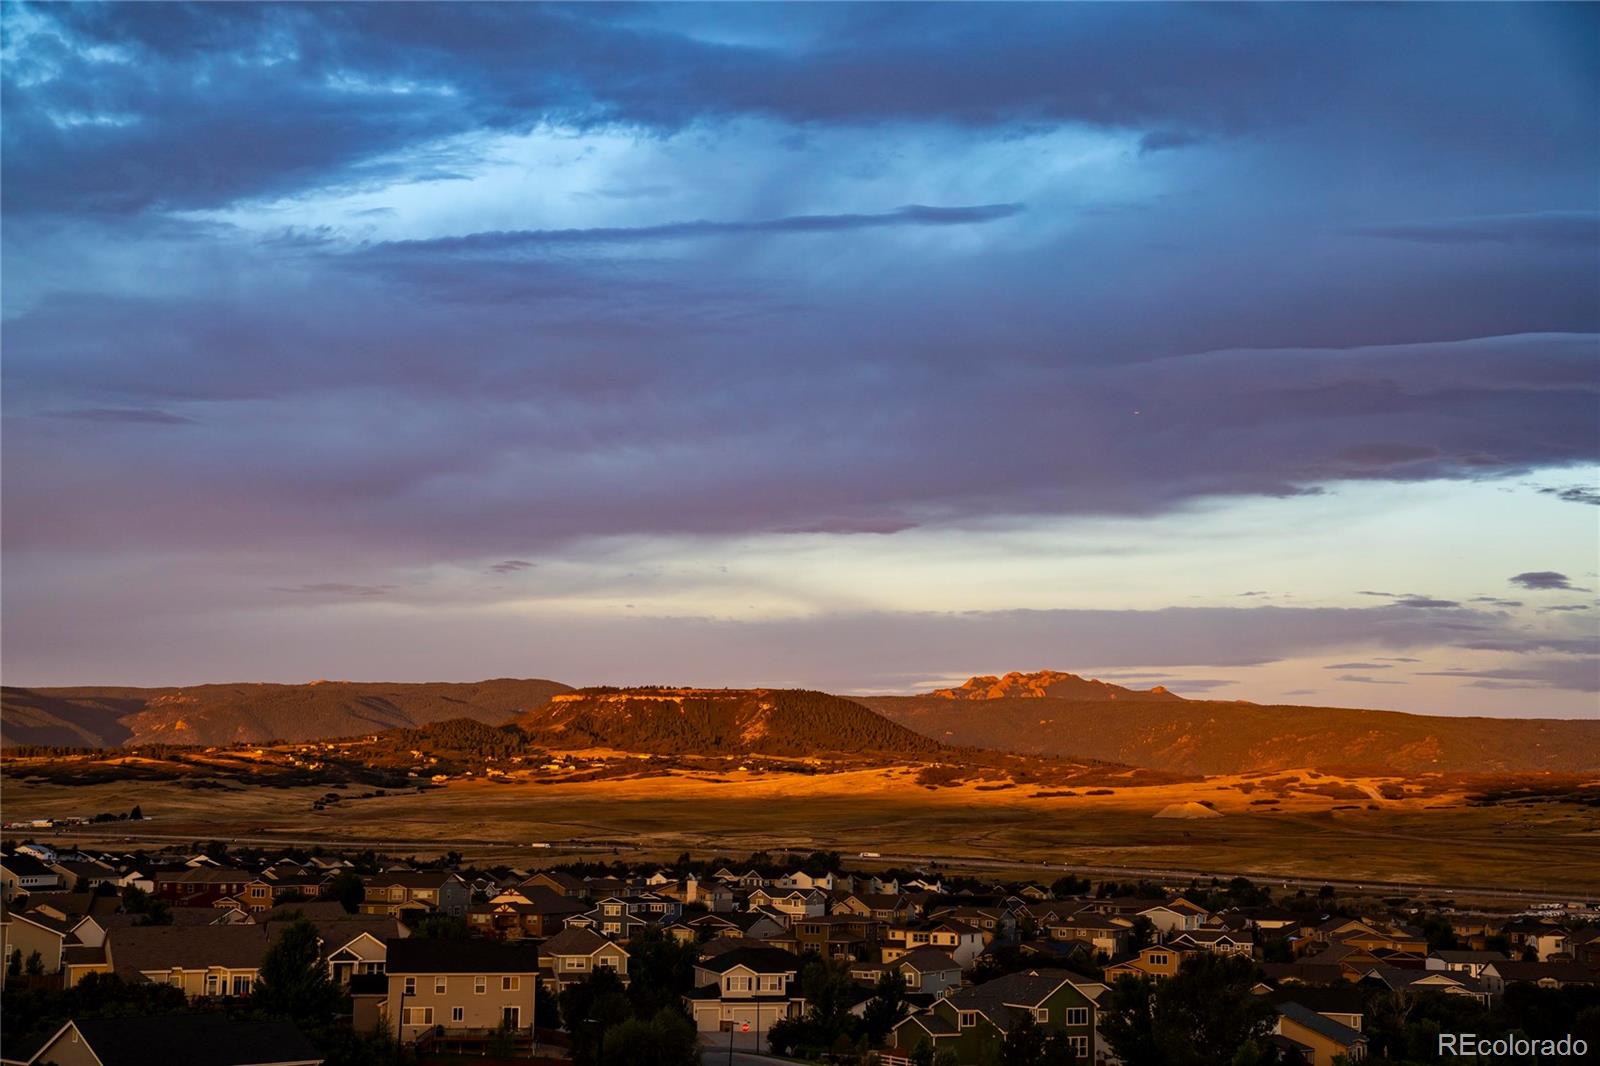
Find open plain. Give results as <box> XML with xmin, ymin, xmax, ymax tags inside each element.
<box><xmin>7</xmin><ymin>764</ymin><xmax>1597</xmax><ymax>895</ymax></box>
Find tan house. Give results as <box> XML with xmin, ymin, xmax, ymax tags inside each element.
<box><xmin>539</xmin><ymin>927</ymin><xmax>630</xmax><ymax>990</ymax></box>
<box><xmin>885</xmin><ymin>919</ymin><xmax>986</xmax><ymax>969</ymax></box>
<box><xmin>1103</xmin><ymin>945</ymin><xmax>1188</xmax><ymax>982</ymax></box>
<box><xmin>99</xmin><ymin>924</ymin><xmax>273</xmax><ymax>996</ymax></box>
<box><xmin>383</xmin><ymin>938</ymin><xmax>539</xmax><ymax>1042</ymax></box>
<box><xmin>2</xmin><ymin>910</ymin><xmax>105</xmax><ymax>979</ymax></box>
<box><xmin>1274</xmin><ymin>1002</ymin><xmax>1368</xmax><ymax>1066</ymax></box>
<box><xmin>686</xmin><ymin>946</ymin><xmax>806</xmax><ymax>1036</ymax></box>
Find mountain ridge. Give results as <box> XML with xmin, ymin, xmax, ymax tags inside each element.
<box><xmin>930</xmin><ymin>669</ymin><xmax>1184</xmax><ymax>701</ymax></box>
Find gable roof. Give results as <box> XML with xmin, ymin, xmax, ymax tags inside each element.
<box><xmin>109</xmin><ymin>924</ymin><xmax>275</xmax><ymax>977</ymax></box>
<box><xmin>385</xmin><ymin>937</ymin><xmax>539</xmax><ymax>974</ymax></box>
<box><xmin>32</xmin><ymin>1014</ymin><xmax>323</xmax><ymax>1066</ymax></box>
<box><xmin>696</xmin><ymin>946</ymin><xmax>802</xmax><ymax>975</ymax></box>
<box><xmin>1277</xmin><ymin>1002</ymin><xmax>1366</xmax><ymax>1048</ymax></box>
<box><xmin>541</xmin><ymin>927</ymin><xmax>622</xmax><ymax>957</ymax></box>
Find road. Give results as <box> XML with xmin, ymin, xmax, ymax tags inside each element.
<box><xmin>698</xmin><ymin>1033</ymin><xmax>787</xmax><ymax>1066</ymax></box>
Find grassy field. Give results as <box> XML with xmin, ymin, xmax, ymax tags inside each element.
<box><xmin>6</xmin><ymin>765</ymin><xmax>1597</xmax><ymax>895</ymax></box>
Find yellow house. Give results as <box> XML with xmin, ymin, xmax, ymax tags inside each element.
<box><xmin>384</xmin><ymin>938</ymin><xmax>540</xmax><ymax>1041</ymax></box>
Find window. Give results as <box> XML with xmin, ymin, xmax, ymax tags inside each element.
<box><xmin>502</xmin><ymin>976</ymin><xmax>519</xmax><ymax>991</ymax></box>
<box><xmin>959</xmin><ymin>1012</ymin><xmax>978</xmax><ymax>1029</ymax></box>
<box><xmin>475</xmin><ymin>976</ymin><xmax>487</xmax><ymax>994</ymax></box>
<box><xmin>1065</xmin><ymin>1008</ymin><xmax>1089</xmax><ymax>1027</ymax></box>
<box><xmin>564</xmin><ymin>957</ymin><xmax>587</xmax><ymax>970</ymax></box>
<box><xmin>452</xmin><ymin>1007</ymin><xmax>464</xmax><ymax>1022</ymax></box>
<box><xmin>205</xmin><ymin>973</ymin><xmax>219</xmax><ymax>996</ymax></box>
<box><xmin>402</xmin><ymin>1007</ymin><xmax>434</xmax><ymax>1026</ymax></box>
<box><xmin>1069</xmin><ymin>1036</ymin><xmax>1089</xmax><ymax>1056</ymax></box>
<box><xmin>1033</xmin><ymin>1008</ymin><xmax>1049</xmax><ymax>1023</ymax></box>
<box><xmin>404</xmin><ymin>977</ymin><xmax>416</xmax><ymax>996</ymax></box>
<box><xmin>1150</xmin><ymin>954</ymin><xmax>1169</xmax><ymax>966</ymax></box>
<box><xmin>231</xmin><ymin>975</ymin><xmax>251</xmax><ymax>996</ymax></box>
<box><xmin>435</xmin><ymin>976</ymin><xmax>447</xmax><ymax>994</ymax></box>
<box><xmin>502</xmin><ymin>1006</ymin><xmax>520</xmax><ymax>1028</ymax></box>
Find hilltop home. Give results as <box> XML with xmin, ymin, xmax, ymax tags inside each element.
<box><xmin>538</xmin><ymin>927</ymin><xmax>630</xmax><ymax>991</ymax></box>
<box><xmin>686</xmin><ymin>946</ymin><xmax>806</xmax><ymax>1035</ymax></box>
<box><xmin>384</xmin><ymin>938</ymin><xmax>539</xmax><ymax>1042</ymax></box>
<box><xmin>360</xmin><ymin>871</ymin><xmax>470</xmax><ymax>919</ymax></box>
<box><xmin>886</xmin><ymin>968</ymin><xmax>1104</xmax><ymax>1065</ymax></box>
<box><xmin>15</xmin><ymin>1015</ymin><xmax>324</xmax><ymax>1066</ymax></box>
<box><xmin>1103</xmin><ymin>944</ymin><xmax>1189</xmax><ymax>982</ymax></box>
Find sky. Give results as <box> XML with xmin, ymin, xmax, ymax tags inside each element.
<box><xmin>2</xmin><ymin>3</ymin><xmax>1597</xmax><ymax>716</ymax></box>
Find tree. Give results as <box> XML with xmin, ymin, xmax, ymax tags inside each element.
<box><xmin>6</xmin><ymin>949</ymin><xmax>20</xmax><ymax>978</ymax></box>
<box><xmin>1099</xmin><ymin>955</ymin><xmax>1273</xmax><ymax>1066</ymax></box>
<box><xmin>253</xmin><ymin>918</ymin><xmax>343</xmax><ymax>1027</ymax></box>
<box><xmin>129</xmin><ymin>804</ymin><xmax>144</xmax><ymax>820</ymax></box>
<box><xmin>324</xmin><ymin>870</ymin><xmax>365</xmax><ymax>914</ymax></box>
<box><xmin>1127</xmin><ymin>916</ymin><xmax>1156</xmax><ymax>953</ymax></box>
<box><xmin>862</xmin><ymin>970</ymin><xmax>909</xmax><ymax>1045</ymax></box>
<box><xmin>24</xmin><ymin>951</ymin><xmax>43</xmax><ymax>976</ymax></box>
<box><xmin>603</xmin><ymin>1008</ymin><xmax>700</xmax><ymax>1066</ymax></box>
<box><xmin>625</xmin><ymin>928</ymin><xmax>698</xmax><ymax>1018</ymax></box>
<box><xmin>1051</xmin><ymin>874</ymin><xmax>1090</xmax><ymax>898</ymax></box>
<box><xmin>559</xmin><ymin>968</ymin><xmax>632</xmax><ymax>1066</ymax></box>
<box><xmin>120</xmin><ymin>885</ymin><xmax>172</xmax><ymax>926</ymax></box>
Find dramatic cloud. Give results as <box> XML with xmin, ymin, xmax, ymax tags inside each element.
<box><xmin>1509</xmin><ymin>571</ymin><xmax>1578</xmax><ymax>591</ymax></box>
<box><xmin>2</xmin><ymin>4</ymin><xmax>1596</xmax><ymax>709</ymax></box>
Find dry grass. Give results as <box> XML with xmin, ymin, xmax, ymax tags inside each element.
<box><xmin>6</xmin><ymin>764</ymin><xmax>1597</xmax><ymax>893</ymax></box>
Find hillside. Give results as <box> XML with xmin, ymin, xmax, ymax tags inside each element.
<box><xmin>930</xmin><ymin>669</ymin><xmax>1183</xmax><ymax>701</ymax></box>
<box><xmin>861</xmin><ymin>693</ymin><xmax>1600</xmax><ymax>775</ymax></box>
<box><xmin>513</xmin><ymin>687</ymin><xmax>944</xmax><ymax>758</ymax></box>
<box><xmin>0</xmin><ymin>678</ymin><xmax>572</xmax><ymax>748</ymax></box>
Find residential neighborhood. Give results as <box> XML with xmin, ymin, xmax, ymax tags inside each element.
<box><xmin>2</xmin><ymin>841</ymin><xmax>1598</xmax><ymax>1065</ymax></box>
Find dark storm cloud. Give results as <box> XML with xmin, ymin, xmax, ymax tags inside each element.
<box><xmin>1509</xmin><ymin>571</ymin><xmax>1577</xmax><ymax>591</ymax></box>
<box><xmin>1358</xmin><ymin>592</ymin><xmax>1464</xmax><ymax>609</ymax></box>
<box><xmin>488</xmin><ymin>560</ymin><xmax>535</xmax><ymax>575</ymax></box>
<box><xmin>1325</xmin><ymin>662</ymin><xmax>1391</xmax><ymax>670</ymax></box>
<box><xmin>370</xmin><ymin>204</ymin><xmax>1025</xmax><ymax>254</ymax></box>
<box><xmin>1539</xmin><ymin>485</ymin><xmax>1600</xmax><ymax>506</ymax></box>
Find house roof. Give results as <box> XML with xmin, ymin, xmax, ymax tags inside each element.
<box><xmin>541</xmin><ymin>927</ymin><xmax>622</xmax><ymax>957</ymax></box>
<box><xmin>946</xmin><ymin>968</ymin><xmax>1098</xmax><ymax>1023</ymax></box>
<box><xmin>36</xmin><ymin>1015</ymin><xmax>323</xmax><ymax>1066</ymax></box>
<box><xmin>1277</xmin><ymin>1002</ymin><xmax>1366</xmax><ymax>1048</ymax></box>
<box><xmin>696</xmin><ymin>946</ymin><xmax>802</xmax><ymax>975</ymax></box>
<box><xmin>898</xmin><ymin>948</ymin><xmax>960</xmax><ymax>973</ymax></box>
<box><xmin>386</xmin><ymin>937</ymin><xmax>540</xmax><ymax>974</ymax></box>
<box><xmin>109</xmin><ymin>924</ymin><xmax>275</xmax><ymax>977</ymax></box>
<box><xmin>1486</xmin><ymin>961</ymin><xmax>1600</xmax><ymax>985</ymax></box>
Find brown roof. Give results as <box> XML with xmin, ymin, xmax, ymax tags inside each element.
<box><xmin>108</xmin><ymin>924</ymin><xmax>276</xmax><ymax>977</ymax></box>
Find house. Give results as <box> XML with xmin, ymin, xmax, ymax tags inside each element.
<box><xmin>2</xmin><ymin>909</ymin><xmax>106</xmax><ymax>979</ymax></box>
<box><xmin>676</xmin><ymin>910</ymin><xmax>786</xmax><ymax>944</ymax></box>
<box><xmin>47</xmin><ymin>859</ymin><xmax>118</xmax><ymax>893</ymax></box>
<box><xmin>851</xmin><ymin>948</ymin><xmax>963</xmax><ymax>999</ymax></box>
<box><xmin>468</xmin><ymin>886</ymin><xmax>586</xmax><ymax>940</ymax></box>
<box><xmin>1481</xmin><ymin>960</ymin><xmax>1600</xmax><ymax>996</ymax></box>
<box><xmin>835</xmin><ymin>893</ymin><xmax>916</xmax><ymax>924</ymax></box>
<box><xmin>1044</xmin><ymin>915</ymin><xmax>1131</xmax><ymax>959</ymax></box>
<box><xmin>1274</xmin><ymin>1002</ymin><xmax>1368</xmax><ymax>1066</ymax></box>
<box><xmin>747</xmin><ymin>887</ymin><xmax>828</xmax><ymax>923</ymax></box>
<box><xmin>929</xmin><ymin>906</ymin><xmax>1015</xmax><ymax>945</ymax></box>
<box><xmin>686</xmin><ymin>946</ymin><xmax>806</xmax><ymax>1035</ymax></box>
<box><xmin>886</xmin><ymin>919</ymin><xmax>986</xmax><ymax>969</ymax></box>
<box><xmin>1359</xmin><ymin>965</ymin><xmax>1490</xmax><ymax>1005</ymax></box>
<box><xmin>1261</xmin><ymin>986</ymin><xmax>1365</xmax><ymax>1034</ymax></box>
<box><xmin>785</xmin><ymin>914</ymin><xmax>882</xmax><ymax>959</ymax></box>
<box><xmin>384</xmin><ymin>938</ymin><xmax>540</xmax><ymax>1042</ymax></box>
<box><xmin>1426</xmin><ymin>949</ymin><xmax>1507</xmax><ymax>980</ymax></box>
<box><xmin>14</xmin><ymin>1015</ymin><xmax>323</xmax><ymax>1066</ymax></box>
<box><xmin>1</xmin><ymin>855</ymin><xmax>63</xmax><ymax>902</ymax></box>
<box><xmin>521</xmin><ymin>870</ymin><xmax>589</xmax><ymax>898</ymax></box>
<box><xmin>360</xmin><ymin>871</ymin><xmax>470</xmax><ymax>919</ymax></box>
<box><xmin>886</xmin><ymin>968</ymin><xmax>1104</xmax><ymax>1065</ymax></box>
<box><xmin>538</xmin><ymin>927</ymin><xmax>630</xmax><ymax>990</ymax></box>
<box><xmin>154</xmin><ymin>867</ymin><xmax>256</xmax><ymax>907</ymax></box>
<box><xmin>1137</xmin><ymin>898</ymin><xmax>1209</xmax><ymax>934</ymax></box>
<box><xmin>1499</xmin><ymin>920</ymin><xmax>1569</xmax><ymax>962</ymax></box>
<box><xmin>1103</xmin><ymin>944</ymin><xmax>1188</xmax><ymax>982</ymax></box>
<box><xmin>1170</xmin><ymin>927</ymin><xmax>1254</xmax><ymax>957</ymax></box>
<box><xmin>97</xmin><ymin>924</ymin><xmax>273</xmax><ymax>996</ymax></box>
<box><xmin>319</xmin><ymin>924</ymin><xmax>394</xmax><ymax>986</ymax></box>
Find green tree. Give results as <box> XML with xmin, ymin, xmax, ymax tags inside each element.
<box><xmin>862</xmin><ymin>970</ymin><xmax>909</xmax><ymax>1045</ymax></box>
<box><xmin>603</xmin><ymin>1008</ymin><xmax>700</xmax><ymax>1066</ymax></box>
<box><xmin>625</xmin><ymin>928</ymin><xmax>699</xmax><ymax>1018</ymax></box>
<box><xmin>253</xmin><ymin>918</ymin><xmax>343</xmax><ymax>1027</ymax></box>
<box><xmin>6</xmin><ymin>948</ymin><xmax>20</xmax><ymax>978</ymax></box>
<box><xmin>24</xmin><ymin>950</ymin><xmax>43</xmax><ymax>976</ymax></box>
<box><xmin>1099</xmin><ymin>955</ymin><xmax>1272</xmax><ymax>1066</ymax></box>
<box><xmin>324</xmin><ymin>870</ymin><xmax>365</xmax><ymax>914</ymax></box>
<box><xmin>559</xmin><ymin>967</ymin><xmax>632</xmax><ymax>1066</ymax></box>
<box><xmin>1127</xmin><ymin>915</ymin><xmax>1156</xmax><ymax>953</ymax></box>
